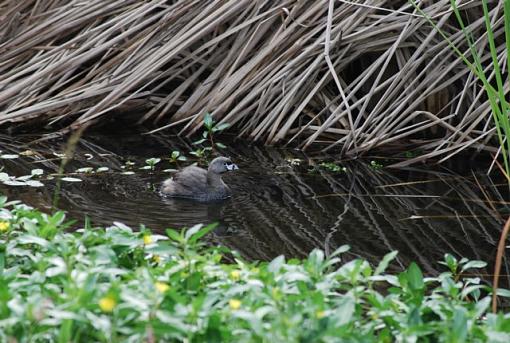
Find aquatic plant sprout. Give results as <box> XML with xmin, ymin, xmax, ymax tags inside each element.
<box><xmin>1</xmin><ymin>196</ymin><xmax>510</xmax><ymax>341</ymax></box>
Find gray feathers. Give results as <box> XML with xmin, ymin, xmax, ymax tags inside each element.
<box><xmin>160</xmin><ymin>157</ymin><xmax>238</xmax><ymax>202</ymax></box>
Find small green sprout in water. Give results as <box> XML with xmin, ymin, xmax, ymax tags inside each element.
<box><xmin>286</xmin><ymin>158</ymin><xmax>302</xmax><ymax>166</ymax></box>
<box><xmin>193</xmin><ymin>113</ymin><xmax>230</xmax><ymax>156</ymax></box>
<box><xmin>169</xmin><ymin>150</ymin><xmax>187</xmax><ymax>163</ymax></box>
<box><xmin>76</xmin><ymin>167</ymin><xmax>94</xmax><ymax>174</ymax></box>
<box><xmin>370</xmin><ymin>160</ymin><xmax>383</xmax><ymax>170</ymax></box>
<box><xmin>121</xmin><ymin>160</ymin><xmax>136</xmax><ymax>173</ymax></box>
<box><xmin>190</xmin><ymin>147</ymin><xmax>212</xmax><ymax>160</ymax></box>
<box><xmin>141</xmin><ymin>158</ymin><xmax>161</xmax><ymax>171</ymax></box>
<box><xmin>319</xmin><ymin>162</ymin><xmax>346</xmax><ymax>173</ymax></box>
<box><xmin>0</xmin><ymin>167</ymin><xmax>45</xmax><ymax>187</ymax></box>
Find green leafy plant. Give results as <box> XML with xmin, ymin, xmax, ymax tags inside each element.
<box><xmin>141</xmin><ymin>157</ymin><xmax>161</xmax><ymax>171</ymax></box>
<box><xmin>192</xmin><ymin>113</ymin><xmax>230</xmax><ymax>157</ymax></box>
<box><xmin>370</xmin><ymin>160</ymin><xmax>383</xmax><ymax>170</ymax></box>
<box><xmin>1</xmin><ymin>197</ymin><xmax>509</xmax><ymax>342</ymax></box>
<box><xmin>169</xmin><ymin>150</ymin><xmax>187</xmax><ymax>164</ymax></box>
<box><xmin>318</xmin><ymin>162</ymin><xmax>347</xmax><ymax>173</ymax></box>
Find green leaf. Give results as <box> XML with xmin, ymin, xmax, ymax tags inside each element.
<box><xmin>215</xmin><ymin>142</ymin><xmax>227</xmax><ymax>149</ymax></box>
<box><xmin>145</xmin><ymin>158</ymin><xmax>161</xmax><ymax>165</ymax></box>
<box><xmin>407</xmin><ymin>263</ymin><xmax>424</xmax><ymax>291</ymax></box>
<box><xmin>17</xmin><ymin>235</ymin><xmax>50</xmax><ymax>248</ymax></box>
<box><xmin>451</xmin><ymin>307</ymin><xmax>468</xmax><ymax>343</ymax></box>
<box><xmin>193</xmin><ymin>139</ymin><xmax>207</xmax><ymax>145</ymax></box>
<box><xmin>188</xmin><ymin>223</ymin><xmax>217</xmax><ymax>244</ymax></box>
<box><xmin>329</xmin><ymin>245</ymin><xmax>350</xmax><ymax>259</ymax></box>
<box><xmin>268</xmin><ymin>255</ymin><xmax>285</xmax><ymax>274</ymax></box>
<box><xmin>496</xmin><ymin>288</ymin><xmax>510</xmax><ymax>297</ymax></box>
<box><xmin>375</xmin><ymin>251</ymin><xmax>399</xmax><ymax>275</ymax></box>
<box><xmin>213</xmin><ymin>123</ymin><xmax>230</xmax><ymax>132</ymax></box>
<box><xmin>461</xmin><ymin>260</ymin><xmax>487</xmax><ymax>272</ymax></box>
<box><xmin>204</xmin><ymin>113</ymin><xmax>213</xmax><ymax>129</ymax></box>
<box><xmin>184</xmin><ymin>224</ymin><xmax>205</xmax><ymax>241</ymax></box>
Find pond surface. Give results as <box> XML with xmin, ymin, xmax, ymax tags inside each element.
<box><xmin>1</xmin><ymin>132</ymin><xmax>509</xmax><ymax>282</ymax></box>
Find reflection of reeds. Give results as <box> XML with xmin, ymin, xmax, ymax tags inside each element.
<box><xmin>215</xmin><ymin>149</ymin><xmax>507</xmax><ymax>281</ymax></box>
<box><xmin>0</xmin><ymin>1</ymin><xmax>507</xmax><ymax>164</ymax></box>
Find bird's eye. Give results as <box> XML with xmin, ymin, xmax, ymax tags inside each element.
<box><xmin>224</xmin><ymin>162</ymin><xmax>228</xmax><ymax>166</ymax></box>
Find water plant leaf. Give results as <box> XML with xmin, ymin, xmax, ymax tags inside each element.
<box><xmin>145</xmin><ymin>158</ymin><xmax>161</xmax><ymax>165</ymax></box>
<box><xmin>25</xmin><ymin>180</ymin><xmax>44</xmax><ymax>187</ymax></box>
<box><xmin>96</xmin><ymin>167</ymin><xmax>109</xmax><ymax>172</ymax></box>
<box><xmin>0</xmin><ymin>173</ymin><xmax>10</xmax><ymax>181</ymax></box>
<box><xmin>3</xmin><ymin>180</ymin><xmax>26</xmax><ymax>186</ymax></box>
<box><xmin>0</xmin><ymin>154</ymin><xmax>19</xmax><ymax>159</ymax></box>
<box><xmin>31</xmin><ymin>169</ymin><xmax>44</xmax><ymax>176</ymax></box>
<box><xmin>76</xmin><ymin>167</ymin><xmax>94</xmax><ymax>173</ymax></box>
<box><xmin>60</xmin><ymin>177</ymin><xmax>82</xmax><ymax>182</ymax></box>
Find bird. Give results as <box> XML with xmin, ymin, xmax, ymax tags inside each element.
<box><xmin>160</xmin><ymin>156</ymin><xmax>238</xmax><ymax>202</ymax></box>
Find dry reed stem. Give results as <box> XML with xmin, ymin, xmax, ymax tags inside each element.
<box><xmin>0</xmin><ymin>0</ymin><xmax>508</xmax><ymax>164</ymax></box>
<box><xmin>493</xmin><ymin>217</ymin><xmax>510</xmax><ymax>313</ymax></box>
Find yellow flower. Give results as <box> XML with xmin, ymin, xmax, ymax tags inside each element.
<box><xmin>316</xmin><ymin>310</ymin><xmax>326</xmax><ymax>319</ymax></box>
<box><xmin>152</xmin><ymin>255</ymin><xmax>161</xmax><ymax>263</ymax></box>
<box><xmin>229</xmin><ymin>299</ymin><xmax>241</xmax><ymax>310</ymax></box>
<box><xmin>99</xmin><ymin>296</ymin><xmax>116</xmax><ymax>312</ymax></box>
<box><xmin>155</xmin><ymin>282</ymin><xmax>170</xmax><ymax>293</ymax></box>
<box><xmin>230</xmin><ymin>270</ymin><xmax>240</xmax><ymax>281</ymax></box>
<box><xmin>143</xmin><ymin>234</ymin><xmax>153</xmax><ymax>245</ymax></box>
<box><xmin>272</xmin><ymin>287</ymin><xmax>281</xmax><ymax>300</ymax></box>
<box><xmin>0</xmin><ymin>221</ymin><xmax>10</xmax><ymax>232</ymax></box>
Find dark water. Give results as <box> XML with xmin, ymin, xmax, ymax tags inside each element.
<box><xmin>1</xmin><ymin>132</ymin><xmax>509</xmax><ymax>281</ymax></box>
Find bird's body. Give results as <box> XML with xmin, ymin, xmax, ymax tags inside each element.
<box><xmin>161</xmin><ymin>157</ymin><xmax>238</xmax><ymax>202</ymax></box>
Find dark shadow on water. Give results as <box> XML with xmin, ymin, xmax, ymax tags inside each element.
<box><xmin>1</xmin><ymin>132</ymin><xmax>510</xmax><ymax>292</ymax></box>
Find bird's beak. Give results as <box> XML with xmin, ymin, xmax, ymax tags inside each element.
<box><xmin>226</xmin><ymin>163</ymin><xmax>239</xmax><ymax>171</ymax></box>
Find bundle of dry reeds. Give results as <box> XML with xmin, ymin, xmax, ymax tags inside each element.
<box><xmin>0</xmin><ymin>0</ymin><xmax>506</xmax><ymax>164</ymax></box>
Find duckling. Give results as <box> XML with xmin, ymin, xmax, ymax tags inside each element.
<box><xmin>160</xmin><ymin>156</ymin><xmax>238</xmax><ymax>202</ymax></box>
